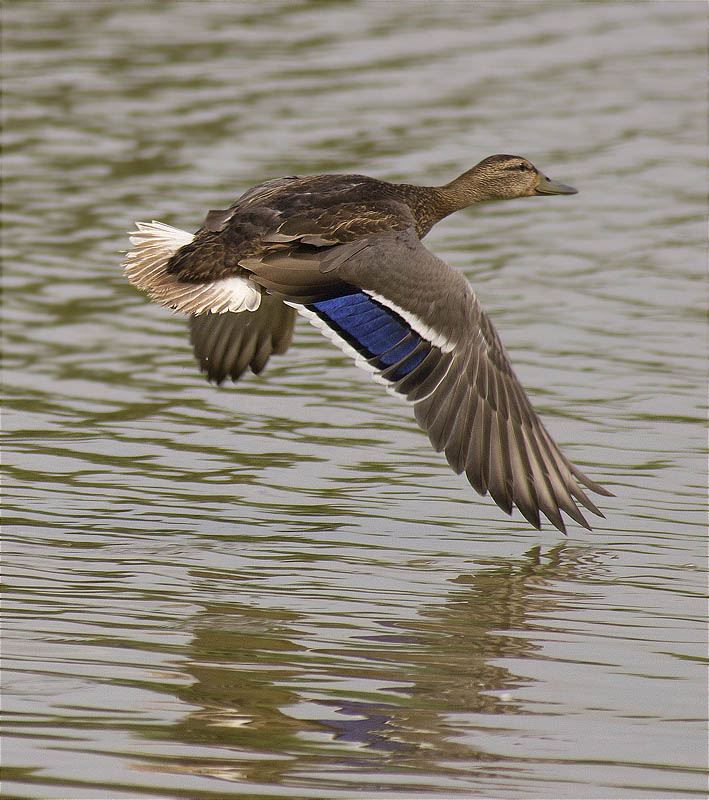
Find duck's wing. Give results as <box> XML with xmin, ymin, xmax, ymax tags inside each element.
<box><xmin>188</xmin><ymin>294</ymin><xmax>296</xmax><ymax>384</ymax></box>
<box><xmin>245</xmin><ymin>227</ymin><xmax>612</xmax><ymax>533</ymax></box>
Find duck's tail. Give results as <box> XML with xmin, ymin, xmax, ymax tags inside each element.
<box><xmin>122</xmin><ymin>221</ymin><xmax>261</xmax><ymax>314</ymax></box>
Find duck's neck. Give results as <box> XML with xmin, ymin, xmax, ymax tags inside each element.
<box><xmin>393</xmin><ymin>165</ymin><xmax>502</xmax><ymax>237</ymax></box>
<box><xmin>397</xmin><ymin>167</ymin><xmax>499</xmax><ymax>237</ymax></box>
<box><xmin>435</xmin><ymin>165</ymin><xmax>501</xmax><ymax>213</ymax></box>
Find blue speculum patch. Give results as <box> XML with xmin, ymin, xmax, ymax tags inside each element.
<box><xmin>309</xmin><ymin>292</ymin><xmax>431</xmax><ymax>381</ymax></box>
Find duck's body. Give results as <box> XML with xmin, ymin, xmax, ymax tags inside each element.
<box><xmin>124</xmin><ymin>155</ymin><xmax>612</xmax><ymax>533</ymax></box>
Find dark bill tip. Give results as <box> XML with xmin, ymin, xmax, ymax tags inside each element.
<box><xmin>535</xmin><ymin>173</ymin><xmax>578</xmax><ymax>195</ymax></box>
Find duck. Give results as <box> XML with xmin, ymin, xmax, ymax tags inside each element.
<box><xmin>123</xmin><ymin>154</ymin><xmax>613</xmax><ymax>533</ymax></box>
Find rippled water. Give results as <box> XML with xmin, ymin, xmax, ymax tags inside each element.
<box><xmin>3</xmin><ymin>2</ymin><xmax>706</xmax><ymax>798</ymax></box>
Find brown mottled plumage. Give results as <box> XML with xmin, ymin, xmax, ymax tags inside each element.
<box><xmin>123</xmin><ymin>155</ymin><xmax>612</xmax><ymax>533</ymax></box>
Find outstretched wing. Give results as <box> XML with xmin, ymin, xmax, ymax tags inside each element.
<box><xmin>245</xmin><ymin>227</ymin><xmax>612</xmax><ymax>533</ymax></box>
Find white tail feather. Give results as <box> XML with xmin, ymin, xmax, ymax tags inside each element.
<box><xmin>122</xmin><ymin>220</ymin><xmax>261</xmax><ymax>314</ymax></box>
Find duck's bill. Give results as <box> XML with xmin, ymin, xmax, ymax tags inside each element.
<box><xmin>535</xmin><ymin>174</ymin><xmax>578</xmax><ymax>195</ymax></box>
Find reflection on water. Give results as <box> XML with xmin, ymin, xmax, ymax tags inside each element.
<box><xmin>2</xmin><ymin>0</ymin><xmax>706</xmax><ymax>797</ymax></box>
<box><xmin>134</xmin><ymin>545</ymin><xmax>599</xmax><ymax>792</ymax></box>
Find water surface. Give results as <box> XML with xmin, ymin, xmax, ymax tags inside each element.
<box><xmin>2</xmin><ymin>2</ymin><xmax>706</xmax><ymax>798</ymax></box>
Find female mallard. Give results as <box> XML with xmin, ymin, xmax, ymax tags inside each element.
<box><xmin>123</xmin><ymin>154</ymin><xmax>612</xmax><ymax>533</ymax></box>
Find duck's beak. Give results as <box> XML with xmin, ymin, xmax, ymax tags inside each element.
<box><xmin>535</xmin><ymin>173</ymin><xmax>578</xmax><ymax>195</ymax></box>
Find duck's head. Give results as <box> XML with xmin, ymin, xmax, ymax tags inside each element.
<box><xmin>445</xmin><ymin>154</ymin><xmax>577</xmax><ymax>206</ymax></box>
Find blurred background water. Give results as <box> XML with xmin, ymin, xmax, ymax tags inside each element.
<box><xmin>2</xmin><ymin>1</ymin><xmax>706</xmax><ymax>798</ymax></box>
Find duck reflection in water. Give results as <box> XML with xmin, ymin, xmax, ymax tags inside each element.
<box><xmin>131</xmin><ymin>544</ymin><xmax>599</xmax><ymax>786</ymax></box>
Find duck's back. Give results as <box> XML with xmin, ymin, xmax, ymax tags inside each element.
<box><xmin>166</xmin><ymin>173</ymin><xmax>419</xmax><ymax>284</ymax></box>
<box><xmin>217</xmin><ymin>173</ymin><xmax>403</xmax><ymax>221</ymax></box>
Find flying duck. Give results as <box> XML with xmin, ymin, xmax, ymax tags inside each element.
<box><xmin>123</xmin><ymin>154</ymin><xmax>612</xmax><ymax>533</ymax></box>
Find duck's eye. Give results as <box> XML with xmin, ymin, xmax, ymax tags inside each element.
<box><xmin>517</xmin><ymin>163</ymin><xmax>529</xmax><ymax>171</ymax></box>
